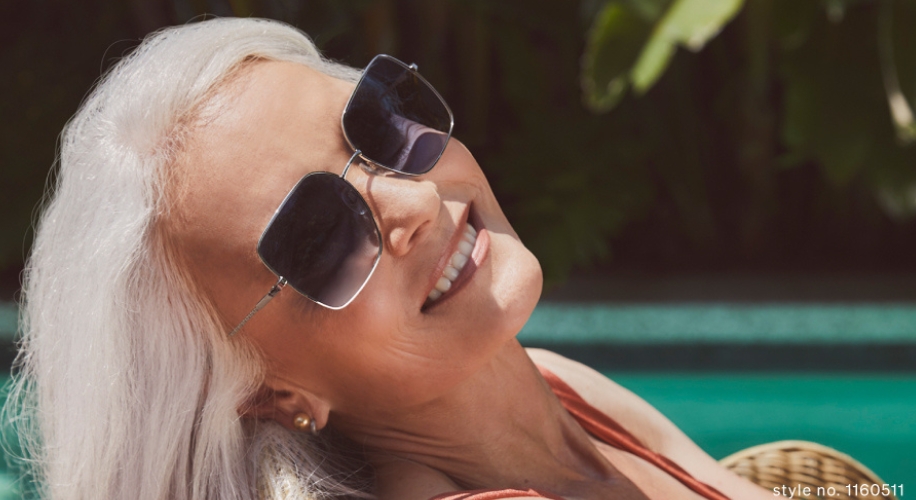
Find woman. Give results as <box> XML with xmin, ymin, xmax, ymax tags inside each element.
<box><xmin>6</xmin><ymin>18</ymin><xmax>773</xmax><ymax>500</ymax></box>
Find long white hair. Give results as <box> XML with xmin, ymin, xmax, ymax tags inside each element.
<box><xmin>4</xmin><ymin>18</ymin><xmax>372</xmax><ymax>500</ymax></box>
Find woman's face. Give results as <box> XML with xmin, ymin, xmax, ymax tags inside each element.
<box><xmin>172</xmin><ymin>60</ymin><xmax>542</xmax><ymax>422</ymax></box>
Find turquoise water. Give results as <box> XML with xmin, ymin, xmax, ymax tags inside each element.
<box><xmin>520</xmin><ymin>303</ymin><xmax>916</xmax><ymax>343</ymax></box>
<box><xmin>609</xmin><ymin>372</ymin><xmax>916</xmax><ymax>486</ymax></box>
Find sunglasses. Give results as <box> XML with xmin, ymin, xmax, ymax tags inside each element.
<box><xmin>228</xmin><ymin>55</ymin><xmax>453</xmax><ymax>337</ymax></box>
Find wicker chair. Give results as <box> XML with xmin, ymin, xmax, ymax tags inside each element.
<box><xmin>720</xmin><ymin>440</ymin><xmax>898</xmax><ymax>500</ymax></box>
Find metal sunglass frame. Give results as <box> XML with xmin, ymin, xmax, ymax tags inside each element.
<box><xmin>341</xmin><ymin>54</ymin><xmax>455</xmax><ymax>176</ymax></box>
<box><xmin>228</xmin><ymin>55</ymin><xmax>454</xmax><ymax>337</ymax></box>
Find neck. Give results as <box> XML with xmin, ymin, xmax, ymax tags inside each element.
<box><xmin>332</xmin><ymin>340</ymin><xmax>614</xmax><ymax>493</ymax></box>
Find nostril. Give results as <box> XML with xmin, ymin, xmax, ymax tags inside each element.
<box><xmin>372</xmin><ymin>172</ymin><xmax>441</xmax><ymax>257</ymax></box>
<box><xmin>384</xmin><ymin>209</ymin><xmax>436</xmax><ymax>257</ymax></box>
<box><xmin>406</xmin><ymin>218</ymin><xmax>433</xmax><ymax>249</ymax></box>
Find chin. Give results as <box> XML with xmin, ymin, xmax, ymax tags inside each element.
<box><xmin>489</xmin><ymin>236</ymin><xmax>543</xmax><ymax>339</ymax></box>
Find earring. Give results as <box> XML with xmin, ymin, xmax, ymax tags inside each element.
<box><xmin>292</xmin><ymin>413</ymin><xmax>318</xmax><ymax>435</ymax></box>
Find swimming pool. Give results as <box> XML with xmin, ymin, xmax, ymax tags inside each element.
<box><xmin>0</xmin><ymin>302</ymin><xmax>913</xmax><ymax>497</ymax></box>
<box><xmin>606</xmin><ymin>372</ymin><xmax>915</xmax><ymax>486</ymax></box>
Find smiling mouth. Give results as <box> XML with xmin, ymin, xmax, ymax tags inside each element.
<box><xmin>426</xmin><ymin>222</ymin><xmax>477</xmax><ymax>302</ymax></box>
<box><xmin>421</xmin><ymin>204</ymin><xmax>490</xmax><ymax>311</ymax></box>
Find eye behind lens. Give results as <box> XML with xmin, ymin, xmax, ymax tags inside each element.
<box><xmin>344</xmin><ymin>56</ymin><xmax>452</xmax><ymax>174</ymax></box>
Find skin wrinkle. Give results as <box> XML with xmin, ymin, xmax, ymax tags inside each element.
<box><xmin>361</xmin><ymin>347</ymin><xmax>611</xmax><ymax>493</ymax></box>
<box><xmin>166</xmin><ymin>59</ymin><xmax>774</xmax><ymax>500</ymax></box>
<box><xmin>177</xmin><ymin>53</ymin><xmax>536</xmax><ymax>434</ymax></box>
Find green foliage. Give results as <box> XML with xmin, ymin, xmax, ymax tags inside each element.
<box><xmin>582</xmin><ymin>0</ymin><xmax>745</xmax><ymax>112</ymax></box>
<box><xmin>631</xmin><ymin>0</ymin><xmax>745</xmax><ymax>92</ymax></box>
<box><xmin>578</xmin><ymin>0</ymin><xmax>916</xmax><ymax>267</ymax></box>
<box><xmin>581</xmin><ymin>2</ymin><xmax>656</xmax><ymax>112</ymax></box>
<box><xmin>5</xmin><ymin>0</ymin><xmax>916</xmax><ymax>292</ymax></box>
<box><xmin>0</xmin><ymin>1</ymin><xmax>135</xmax><ymax>274</ymax></box>
<box><xmin>775</xmin><ymin>0</ymin><xmax>916</xmax><ymax>215</ymax></box>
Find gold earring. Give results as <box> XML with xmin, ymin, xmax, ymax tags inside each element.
<box><xmin>293</xmin><ymin>413</ymin><xmax>318</xmax><ymax>435</ymax></box>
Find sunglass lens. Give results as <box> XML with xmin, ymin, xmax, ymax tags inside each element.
<box><xmin>343</xmin><ymin>56</ymin><xmax>452</xmax><ymax>174</ymax></box>
<box><xmin>258</xmin><ymin>173</ymin><xmax>381</xmax><ymax>308</ymax></box>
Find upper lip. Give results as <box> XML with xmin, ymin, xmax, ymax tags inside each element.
<box><xmin>421</xmin><ymin>202</ymin><xmax>472</xmax><ymax>308</ymax></box>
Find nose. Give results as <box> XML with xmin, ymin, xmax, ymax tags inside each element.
<box><xmin>358</xmin><ymin>169</ymin><xmax>441</xmax><ymax>258</ymax></box>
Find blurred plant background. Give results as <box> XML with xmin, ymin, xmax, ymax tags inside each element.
<box><xmin>4</xmin><ymin>0</ymin><xmax>916</xmax><ymax>294</ymax></box>
<box><xmin>4</xmin><ymin>2</ymin><xmax>916</xmax><ymax>493</ymax></box>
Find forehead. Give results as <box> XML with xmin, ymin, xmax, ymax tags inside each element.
<box><xmin>173</xmin><ymin>60</ymin><xmax>355</xmax><ymax>258</ymax></box>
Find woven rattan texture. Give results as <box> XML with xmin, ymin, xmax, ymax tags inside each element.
<box><xmin>720</xmin><ymin>440</ymin><xmax>898</xmax><ymax>500</ymax></box>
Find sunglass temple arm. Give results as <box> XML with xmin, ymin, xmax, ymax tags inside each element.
<box><xmin>227</xmin><ymin>277</ymin><xmax>288</xmax><ymax>337</ymax></box>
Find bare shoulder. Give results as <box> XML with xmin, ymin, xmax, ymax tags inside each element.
<box><xmin>525</xmin><ymin>348</ymin><xmax>774</xmax><ymax>500</ymax></box>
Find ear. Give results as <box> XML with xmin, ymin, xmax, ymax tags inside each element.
<box><xmin>239</xmin><ymin>382</ymin><xmax>332</xmax><ymax>433</ymax></box>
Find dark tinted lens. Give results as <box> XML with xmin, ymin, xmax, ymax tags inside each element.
<box><xmin>343</xmin><ymin>56</ymin><xmax>451</xmax><ymax>174</ymax></box>
<box><xmin>258</xmin><ymin>173</ymin><xmax>381</xmax><ymax>308</ymax></box>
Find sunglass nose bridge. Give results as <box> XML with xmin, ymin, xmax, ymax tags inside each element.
<box><xmin>341</xmin><ymin>150</ymin><xmax>362</xmax><ymax>179</ymax></box>
<box><xmin>409</xmin><ymin>63</ymin><xmax>418</xmax><ymax>71</ymax></box>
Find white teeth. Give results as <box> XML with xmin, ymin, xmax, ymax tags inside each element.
<box><xmin>426</xmin><ymin>223</ymin><xmax>479</xmax><ymax>303</ymax></box>
<box><xmin>450</xmin><ymin>252</ymin><xmax>468</xmax><ymax>269</ymax></box>
<box><xmin>435</xmin><ymin>276</ymin><xmax>452</xmax><ymax>293</ymax></box>
<box><xmin>443</xmin><ymin>266</ymin><xmax>459</xmax><ymax>281</ymax></box>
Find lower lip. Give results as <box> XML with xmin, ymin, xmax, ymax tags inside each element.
<box><xmin>423</xmin><ymin>227</ymin><xmax>490</xmax><ymax>311</ymax></box>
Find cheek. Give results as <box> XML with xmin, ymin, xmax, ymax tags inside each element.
<box><xmin>310</xmin><ymin>269</ymin><xmax>507</xmax><ymax>411</ymax></box>
<box><xmin>304</xmin><ymin>269</ymin><xmax>445</xmax><ymax>407</ymax></box>
<box><xmin>281</xmin><ymin>143</ymin><xmax>544</xmax><ymax>412</ymax></box>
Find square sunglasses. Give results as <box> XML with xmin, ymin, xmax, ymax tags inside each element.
<box><xmin>229</xmin><ymin>54</ymin><xmax>454</xmax><ymax>337</ymax></box>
